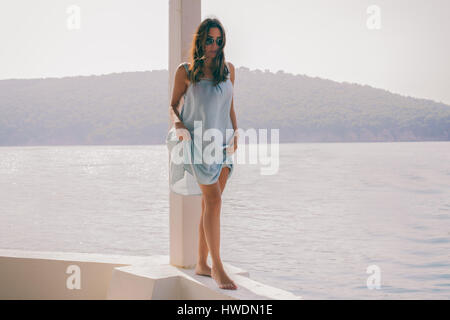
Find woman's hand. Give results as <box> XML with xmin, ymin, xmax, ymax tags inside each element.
<box><xmin>226</xmin><ymin>133</ymin><xmax>239</xmax><ymax>155</ymax></box>
<box><xmin>174</xmin><ymin>122</ymin><xmax>191</xmax><ymax>141</ymax></box>
<box><xmin>232</xmin><ymin>136</ymin><xmax>238</xmax><ymax>153</ymax></box>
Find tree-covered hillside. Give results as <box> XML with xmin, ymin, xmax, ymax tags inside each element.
<box><xmin>0</xmin><ymin>67</ymin><xmax>449</xmax><ymax>146</ymax></box>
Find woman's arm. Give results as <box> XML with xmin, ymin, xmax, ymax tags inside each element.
<box><xmin>169</xmin><ymin>64</ymin><xmax>188</xmax><ymax>128</ymax></box>
<box><xmin>230</xmin><ymin>98</ymin><xmax>238</xmax><ymax>133</ymax></box>
<box><xmin>228</xmin><ymin>62</ymin><xmax>239</xmax><ymax>152</ymax></box>
<box><xmin>169</xmin><ymin>64</ymin><xmax>191</xmax><ymax>140</ymax></box>
<box><xmin>228</xmin><ymin>62</ymin><xmax>238</xmax><ymax>132</ymax></box>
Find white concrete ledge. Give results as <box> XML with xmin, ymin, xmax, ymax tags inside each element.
<box><xmin>0</xmin><ymin>249</ymin><xmax>302</xmax><ymax>300</ymax></box>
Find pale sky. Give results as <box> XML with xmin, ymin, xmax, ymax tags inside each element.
<box><xmin>1</xmin><ymin>0</ymin><xmax>449</xmax><ymax>104</ymax></box>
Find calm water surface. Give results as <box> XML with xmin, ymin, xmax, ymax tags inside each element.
<box><xmin>0</xmin><ymin>142</ymin><xmax>449</xmax><ymax>299</ymax></box>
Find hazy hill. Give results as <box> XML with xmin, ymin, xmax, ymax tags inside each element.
<box><xmin>0</xmin><ymin>67</ymin><xmax>449</xmax><ymax>146</ymax></box>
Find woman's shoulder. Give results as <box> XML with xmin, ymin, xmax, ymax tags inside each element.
<box><xmin>226</xmin><ymin>61</ymin><xmax>235</xmax><ymax>82</ymax></box>
<box><xmin>177</xmin><ymin>62</ymin><xmax>190</xmax><ymax>72</ymax></box>
<box><xmin>226</xmin><ymin>61</ymin><xmax>234</xmax><ymax>71</ymax></box>
<box><xmin>176</xmin><ymin>62</ymin><xmax>190</xmax><ymax>85</ymax></box>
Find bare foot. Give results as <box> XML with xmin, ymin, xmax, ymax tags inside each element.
<box><xmin>211</xmin><ymin>265</ymin><xmax>238</xmax><ymax>290</ymax></box>
<box><xmin>195</xmin><ymin>263</ymin><xmax>212</xmax><ymax>277</ymax></box>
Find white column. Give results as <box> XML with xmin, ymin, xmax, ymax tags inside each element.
<box><xmin>168</xmin><ymin>0</ymin><xmax>202</xmax><ymax>269</ymax></box>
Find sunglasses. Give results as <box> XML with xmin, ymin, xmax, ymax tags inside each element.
<box><xmin>205</xmin><ymin>37</ymin><xmax>223</xmax><ymax>46</ymax></box>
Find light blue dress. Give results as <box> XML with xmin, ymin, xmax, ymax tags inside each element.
<box><xmin>165</xmin><ymin>62</ymin><xmax>235</xmax><ymax>195</ymax></box>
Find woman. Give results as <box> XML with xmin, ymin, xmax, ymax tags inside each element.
<box><xmin>167</xmin><ymin>18</ymin><xmax>239</xmax><ymax>290</ymax></box>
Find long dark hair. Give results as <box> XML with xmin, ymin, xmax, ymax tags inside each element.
<box><xmin>187</xmin><ymin>18</ymin><xmax>230</xmax><ymax>89</ymax></box>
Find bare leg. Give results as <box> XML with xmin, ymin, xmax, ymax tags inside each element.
<box><xmin>197</xmin><ymin>167</ymin><xmax>237</xmax><ymax>290</ymax></box>
<box><xmin>196</xmin><ymin>167</ymin><xmax>230</xmax><ymax>277</ymax></box>
<box><xmin>195</xmin><ymin>196</ymin><xmax>211</xmax><ymax>276</ymax></box>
